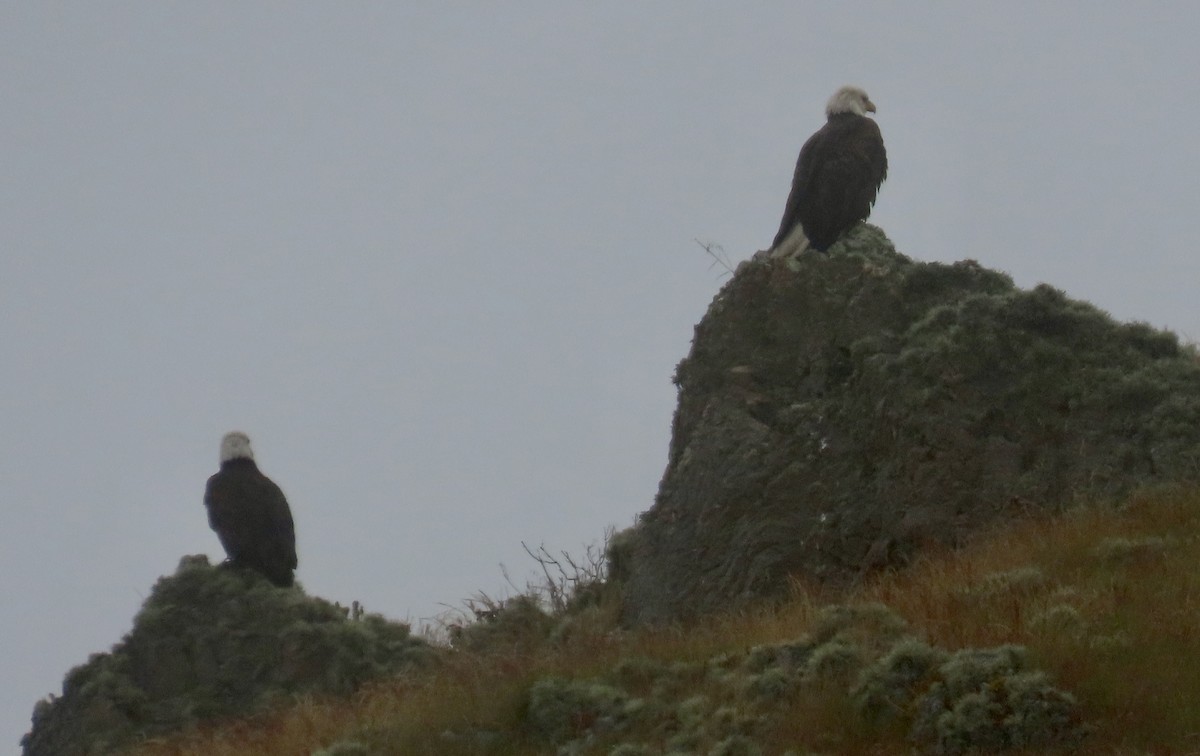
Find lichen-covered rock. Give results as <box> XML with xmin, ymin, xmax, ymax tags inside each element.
<box><xmin>22</xmin><ymin>556</ymin><xmax>430</xmax><ymax>756</ymax></box>
<box><xmin>618</xmin><ymin>224</ymin><xmax>1200</xmax><ymax>624</ymax></box>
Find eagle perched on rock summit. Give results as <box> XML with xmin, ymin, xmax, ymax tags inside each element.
<box><xmin>770</xmin><ymin>85</ymin><xmax>888</xmax><ymax>255</ymax></box>
<box><xmin>204</xmin><ymin>431</ymin><xmax>297</xmax><ymax>587</ymax></box>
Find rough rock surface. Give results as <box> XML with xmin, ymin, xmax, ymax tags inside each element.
<box><xmin>617</xmin><ymin>224</ymin><xmax>1200</xmax><ymax>625</ymax></box>
<box><xmin>22</xmin><ymin>556</ymin><xmax>430</xmax><ymax>755</ymax></box>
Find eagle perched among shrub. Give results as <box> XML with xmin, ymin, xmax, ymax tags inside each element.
<box><xmin>204</xmin><ymin>431</ymin><xmax>298</xmax><ymax>587</ymax></box>
<box><xmin>771</xmin><ymin>85</ymin><xmax>888</xmax><ymax>255</ymax></box>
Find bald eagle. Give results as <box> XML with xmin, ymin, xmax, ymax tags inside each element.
<box><xmin>770</xmin><ymin>85</ymin><xmax>888</xmax><ymax>256</ymax></box>
<box><xmin>204</xmin><ymin>431</ymin><xmax>297</xmax><ymax>587</ymax></box>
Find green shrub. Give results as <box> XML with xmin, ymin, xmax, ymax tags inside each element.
<box><xmin>910</xmin><ymin>646</ymin><xmax>1087</xmax><ymax>753</ymax></box>
<box><xmin>741</xmin><ymin>640</ymin><xmax>813</xmax><ymax>674</ymax></box>
<box><xmin>802</xmin><ymin>640</ymin><xmax>863</xmax><ymax>686</ymax></box>
<box><xmin>452</xmin><ymin>593</ymin><xmax>556</xmax><ymax>653</ymax></box>
<box><xmin>809</xmin><ymin>603</ymin><xmax>909</xmax><ymax>646</ymax></box>
<box><xmin>744</xmin><ymin>666</ymin><xmax>797</xmax><ymax>700</ymax></box>
<box><xmin>709</xmin><ymin>733</ymin><xmax>763</xmax><ymax>756</ymax></box>
<box><xmin>1026</xmin><ymin>604</ymin><xmax>1088</xmax><ymax>640</ymax></box>
<box><xmin>852</xmin><ymin>637</ymin><xmax>948</xmax><ymax>725</ymax></box>
<box><xmin>524</xmin><ymin>677</ymin><xmax>632</xmax><ymax>742</ymax></box>
<box><xmin>676</xmin><ymin>694</ymin><xmax>712</xmax><ymax>729</ymax></box>
<box><xmin>1092</xmin><ymin>536</ymin><xmax>1171</xmax><ymax>565</ymax></box>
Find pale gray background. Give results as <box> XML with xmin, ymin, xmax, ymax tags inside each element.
<box><xmin>3</xmin><ymin>3</ymin><xmax>1198</xmax><ymax>750</ymax></box>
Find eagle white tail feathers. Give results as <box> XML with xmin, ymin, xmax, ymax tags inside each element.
<box><xmin>769</xmin><ymin>223</ymin><xmax>812</xmax><ymax>261</ymax></box>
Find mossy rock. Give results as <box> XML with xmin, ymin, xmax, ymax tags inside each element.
<box><xmin>618</xmin><ymin>224</ymin><xmax>1200</xmax><ymax>624</ymax></box>
<box><xmin>23</xmin><ymin>556</ymin><xmax>430</xmax><ymax>756</ymax></box>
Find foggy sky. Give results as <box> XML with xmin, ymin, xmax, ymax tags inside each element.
<box><xmin>3</xmin><ymin>3</ymin><xmax>1198</xmax><ymax>749</ymax></box>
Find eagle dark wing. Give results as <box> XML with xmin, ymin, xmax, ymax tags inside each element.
<box><xmin>251</xmin><ymin>474</ymin><xmax>297</xmax><ymax>582</ymax></box>
<box><xmin>771</xmin><ymin>127</ymin><xmax>825</xmax><ymax>250</ymax></box>
<box><xmin>204</xmin><ymin>462</ymin><xmax>297</xmax><ymax>587</ymax></box>
<box><xmin>204</xmin><ymin>470</ymin><xmax>251</xmax><ymax>561</ymax></box>
<box><xmin>772</xmin><ymin>115</ymin><xmax>887</xmax><ymax>252</ymax></box>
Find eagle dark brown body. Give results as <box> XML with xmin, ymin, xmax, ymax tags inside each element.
<box><xmin>772</xmin><ymin>86</ymin><xmax>888</xmax><ymax>253</ymax></box>
<box><xmin>204</xmin><ymin>432</ymin><xmax>297</xmax><ymax>587</ymax></box>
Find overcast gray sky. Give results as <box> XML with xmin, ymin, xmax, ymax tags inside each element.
<box><xmin>4</xmin><ymin>3</ymin><xmax>1199</xmax><ymax>750</ymax></box>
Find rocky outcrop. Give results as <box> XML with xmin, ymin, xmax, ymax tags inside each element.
<box><xmin>22</xmin><ymin>556</ymin><xmax>430</xmax><ymax>755</ymax></box>
<box><xmin>617</xmin><ymin>224</ymin><xmax>1200</xmax><ymax>625</ymax></box>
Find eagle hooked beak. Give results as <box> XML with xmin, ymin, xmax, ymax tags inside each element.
<box><xmin>865</xmin><ymin>99</ymin><xmax>877</xmax><ymax>113</ymax></box>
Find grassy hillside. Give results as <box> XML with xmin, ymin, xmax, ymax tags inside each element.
<box><xmin>125</xmin><ymin>484</ymin><xmax>1200</xmax><ymax>755</ymax></box>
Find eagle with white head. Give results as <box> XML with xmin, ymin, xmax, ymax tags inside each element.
<box><xmin>204</xmin><ymin>431</ymin><xmax>298</xmax><ymax>587</ymax></box>
<box><xmin>770</xmin><ymin>85</ymin><xmax>888</xmax><ymax>256</ymax></box>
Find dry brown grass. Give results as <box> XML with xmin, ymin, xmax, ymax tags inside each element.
<box><xmin>128</xmin><ymin>485</ymin><xmax>1200</xmax><ymax>755</ymax></box>
<box><xmin>845</xmin><ymin>485</ymin><xmax>1200</xmax><ymax>754</ymax></box>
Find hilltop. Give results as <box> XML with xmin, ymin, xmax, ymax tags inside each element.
<box><xmin>25</xmin><ymin>225</ymin><xmax>1200</xmax><ymax>754</ymax></box>
<box><xmin>120</xmin><ymin>485</ymin><xmax>1200</xmax><ymax>754</ymax></box>
<box><xmin>618</xmin><ymin>224</ymin><xmax>1200</xmax><ymax>624</ymax></box>
<box><xmin>21</xmin><ymin>557</ymin><xmax>430</xmax><ymax>755</ymax></box>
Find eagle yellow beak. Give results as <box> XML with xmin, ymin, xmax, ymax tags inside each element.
<box><xmin>865</xmin><ymin>99</ymin><xmax>877</xmax><ymax>113</ymax></box>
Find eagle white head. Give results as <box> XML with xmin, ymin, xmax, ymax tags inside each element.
<box><xmin>219</xmin><ymin>431</ymin><xmax>255</xmax><ymax>463</ymax></box>
<box><xmin>826</xmin><ymin>86</ymin><xmax>876</xmax><ymax>117</ymax></box>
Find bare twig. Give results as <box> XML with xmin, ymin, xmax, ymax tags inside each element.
<box><xmin>695</xmin><ymin>238</ymin><xmax>735</xmax><ymax>278</ymax></box>
<box><xmin>520</xmin><ymin>530</ymin><xmax>612</xmax><ymax>613</ymax></box>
